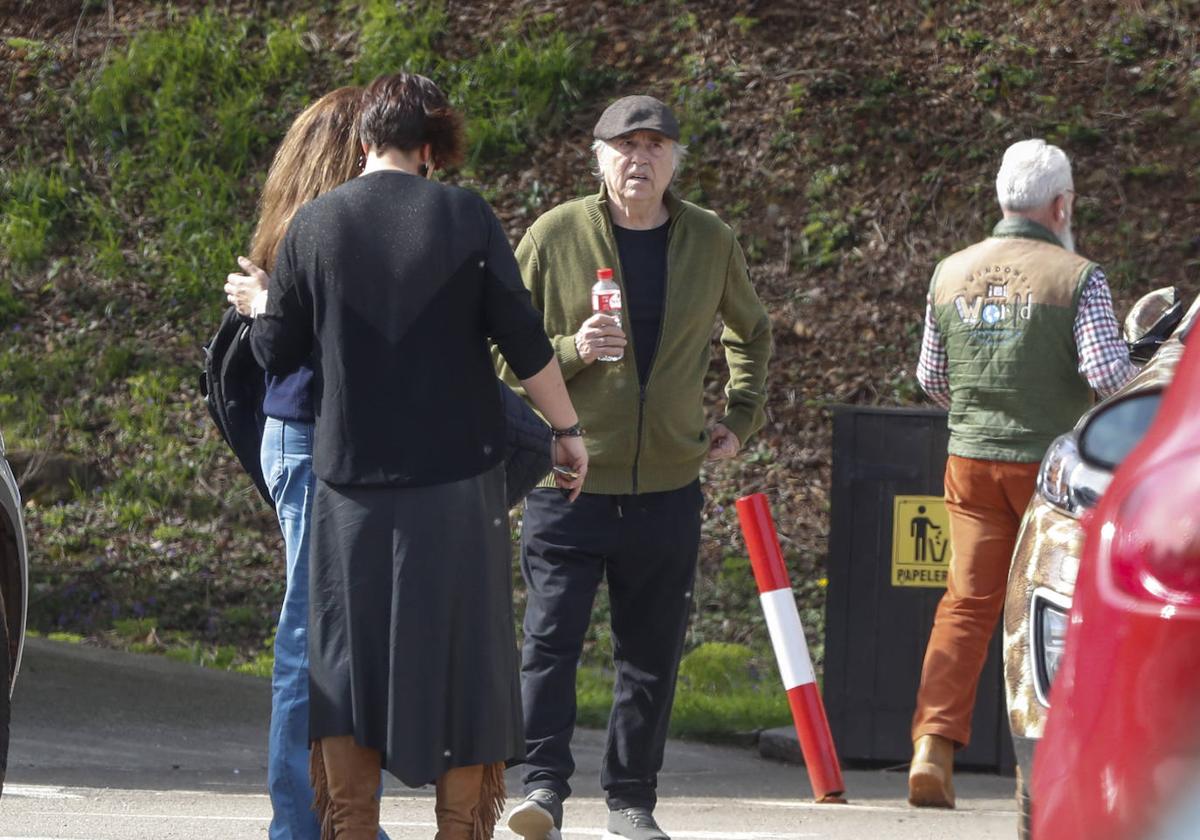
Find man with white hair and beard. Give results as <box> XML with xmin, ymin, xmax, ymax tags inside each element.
<box><xmin>496</xmin><ymin>95</ymin><xmax>771</xmax><ymax>840</ymax></box>
<box><xmin>908</xmin><ymin>139</ymin><xmax>1135</xmax><ymax>808</ymax></box>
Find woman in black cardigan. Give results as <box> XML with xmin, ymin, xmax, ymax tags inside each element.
<box><xmin>250</xmin><ymin>73</ymin><xmax>587</xmax><ymax>840</ymax></box>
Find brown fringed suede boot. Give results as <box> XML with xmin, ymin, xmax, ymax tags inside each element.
<box><xmin>908</xmin><ymin>733</ymin><xmax>956</xmax><ymax>808</ymax></box>
<box><xmin>435</xmin><ymin>762</ymin><xmax>507</xmax><ymax>839</ymax></box>
<box><xmin>311</xmin><ymin>736</ymin><xmax>383</xmax><ymax>840</ymax></box>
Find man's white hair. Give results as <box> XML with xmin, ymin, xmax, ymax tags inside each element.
<box><xmin>995</xmin><ymin>139</ymin><xmax>1073</xmax><ymax>212</ymax></box>
<box><xmin>591</xmin><ymin>138</ymin><xmax>688</xmax><ymax>179</ymax></box>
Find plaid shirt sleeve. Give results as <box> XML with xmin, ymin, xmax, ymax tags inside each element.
<box><xmin>916</xmin><ymin>294</ymin><xmax>951</xmax><ymax>409</ymax></box>
<box><xmin>1074</xmin><ymin>267</ymin><xmax>1137</xmax><ymax>397</ymax></box>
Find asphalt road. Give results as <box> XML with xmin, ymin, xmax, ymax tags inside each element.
<box><xmin>3</xmin><ymin>638</ymin><xmax>1017</xmax><ymax>839</ymax></box>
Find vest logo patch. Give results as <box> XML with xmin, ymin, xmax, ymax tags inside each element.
<box><xmin>952</xmin><ymin>266</ymin><xmax>1032</xmax><ymax>346</ymax></box>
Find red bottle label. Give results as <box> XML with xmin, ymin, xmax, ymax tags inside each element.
<box><xmin>592</xmin><ymin>290</ymin><xmax>622</xmax><ymax>312</ymax></box>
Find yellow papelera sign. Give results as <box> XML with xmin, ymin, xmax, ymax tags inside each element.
<box><xmin>891</xmin><ymin>495</ymin><xmax>954</xmax><ymax>588</ymax></box>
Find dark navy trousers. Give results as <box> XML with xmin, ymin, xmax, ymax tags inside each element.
<box><xmin>518</xmin><ymin>481</ymin><xmax>703</xmax><ymax>810</ymax></box>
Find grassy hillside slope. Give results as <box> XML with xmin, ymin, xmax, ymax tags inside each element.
<box><xmin>1</xmin><ymin>0</ymin><xmax>1197</xmax><ymax>727</ymax></box>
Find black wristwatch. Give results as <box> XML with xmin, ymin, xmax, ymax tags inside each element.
<box><xmin>551</xmin><ymin>423</ymin><xmax>584</xmax><ymax>438</ymax></box>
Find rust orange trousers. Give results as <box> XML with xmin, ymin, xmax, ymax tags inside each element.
<box><xmin>912</xmin><ymin>455</ymin><xmax>1039</xmax><ymax>747</ymax></box>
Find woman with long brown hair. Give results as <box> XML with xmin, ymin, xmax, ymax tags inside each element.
<box><xmin>223</xmin><ymin>86</ymin><xmax>390</xmax><ymax>840</ymax></box>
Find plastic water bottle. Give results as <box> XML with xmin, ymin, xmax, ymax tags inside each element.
<box><xmin>591</xmin><ymin>267</ymin><xmax>623</xmax><ymax>363</ymax></box>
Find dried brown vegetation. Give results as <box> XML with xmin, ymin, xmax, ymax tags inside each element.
<box><xmin>2</xmin><ymin>0</ymin><xmax>1197</xmax><ymax>672</ymax></box>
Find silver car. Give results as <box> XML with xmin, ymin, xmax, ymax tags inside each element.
<box><xmin>1003</xmin><ymin>287</ymin><xmax>1196</xmax><ymax>838</ymax></box>
<box><xmin>0</xmin><ymin>429</ymin><xmax>29</xmax><ymax>795</ymax></box>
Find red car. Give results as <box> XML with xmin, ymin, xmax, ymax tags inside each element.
<box><xmin>1033</xmin><ymin>313</ymin><xmax>1200</xmax><ymax>839</ymax></box>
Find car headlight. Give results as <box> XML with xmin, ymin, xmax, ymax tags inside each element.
<box><xmin>1038</xmin><ymin>432</ymin><xmax>1112</xmax><ymax>516</ymax></box>
<box><xmin>1031</xmin><ymin>588</ymin><xmax>1072</xmax><ymax>707</ymax></box>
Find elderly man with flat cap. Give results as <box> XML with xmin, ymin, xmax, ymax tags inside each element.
<box><xmin>498</xmin><ymin>95</ymin><xmax>772</xmax><ymax>840</ymax></box>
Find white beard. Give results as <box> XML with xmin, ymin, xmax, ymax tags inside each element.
<box><xmin>1059</xmin><ymin>220</ymin><xmax>1075</xmax><ymax>253</ymax></box>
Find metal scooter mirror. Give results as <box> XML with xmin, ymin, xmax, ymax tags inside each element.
<box><xmin>1125</xmin><ymin>286</ymin><xmax>1184</xmax><ymax>363</ymax></box>
<box><xmin>1078</xmin><ymin>391</ymin><xmax>1163</xmax><ymax>471</ymax></box>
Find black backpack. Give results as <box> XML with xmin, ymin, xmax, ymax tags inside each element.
<box><xmin>497</xmin><ymin>379</ymin><xmax>554</xmax><ymax>507</ymax></box>
<box><xmin>200</xmin><ymin>306</ymin><xmax>552</xmax><ymax>509</ymax></box>
<box><xmin>199</xmin><ymin>306</ymin><xmax>272</xmax><ymax>506</ymax></box>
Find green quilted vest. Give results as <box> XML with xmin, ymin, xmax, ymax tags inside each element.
<box><xmin>931</xmin><ymin>218</ymin><xmax>1096</xmax><ymax>462</ymax></box>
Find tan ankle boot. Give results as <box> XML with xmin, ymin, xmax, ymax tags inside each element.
<box><xmin>311</xmin><ymin>736</ymin><xmax>383</xmax><ymax>840</ymax></box>
<box><xmin>435</xmin><ymin>763</ymin><xmax>507</xmax><ymax>840</ymax></box>
<box><xmin>908</xmin><ymin>734</ymin><xmax>956</xmax><ymax>808</ymax></box>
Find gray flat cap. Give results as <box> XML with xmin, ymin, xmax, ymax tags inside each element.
<box><xmin>593</xmin><ymin>95</ymin><xmax>680</xmax><ymax>141</ymax></box>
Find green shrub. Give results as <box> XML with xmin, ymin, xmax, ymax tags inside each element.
<box><xmin>0</xmin><ymin>165</ymin><xmax>73</xmax><ymax>269</ymax></box>
<box><xmin>236</xmin><ymin>650</ymin><xmax>275</xmax><ymax>678</ymax></box>
<box><xmin>0</xmin><ymin>282</ymin><xmax>24</xmax><ymax>327</ymax></box>
<box><xmin>352</xmin><ymin>1</ymin><xmax>602</xmax><ymax>165</ymax></box>
<box><xmin>575</xmin><ymin>644</ymin><xmax>791</xmax><ymax>739</ymax></box>
<box><xmin>797</xmin><ymin>209</ymin><xmax>857</xmax><ymax>269</ymax></box>
<box><xmin>677</xmin><ymin>642</ymin><xmax>761</xmax><ymax>693</ymax></box>
<box><xmin>83</xmin><ymin>11</ymin><xmax>293</xmax><ymax>166</ymax></box>
<box><xmin>454</xmin><ymin>25</ymin><xmax>597</xmax><ymax>163</ymax></box>
<box><xmin>1048</xmin><ymin>110</ymin><xmax>1103</xmax><ymax>150</ymax></box>
<box><xmin>351</xmin><ymin>0</ymin><xmax>446</xmax><ymax>84</ymax></box>
<box><xmin>1100</xmin><ymin>20</ymin><xmax>1148</xmax><ymax>66</ymax></box>
<box><xmin>0</xmin><ymin>337</ymin><xmax>101</xmax><ymax>442</ymax></box>
<box><xmin>1124</xmin><ymin>163</ymin><xmax>1174</xmax><ymax>182</ymax></box>
<box><xmin>805</xmin><ymin>165</ymin><xmax>849</xmax><ymax>203</ymax></box>
<box><xmin>47</xmin><ymin>631</ymin><xmax>85</xmax><ymax>644</ymax></box>
<box><xmin>78</xmin><ymin>9</ymin><xmax>315</xmax><ymax>305</ymax></box>
<box><xmin>673</xmin><ymin>643</ymin><xmax>790</xmax><ymax>737</ymax></box>
<box><xmin>672</xmin><ymin>53</ymin><xmax>733</xmax><ymax>146</ymax></box>
<box><xmin>972</xmin><ymin>61</ymin><xmax>1038</xmax><ymax>103</ymax></box>
<box><xmin>113</xmin><ymin>617</ymin><xmax>157</xmax><ymax>640</ymax></box>
<box><xmin>142</xmin><ymin>163</ymin><xmax>256</xmax><ymax>304</ymax></box>
<box><xmin>937</xmin><ymin>27</ymin><xmax>991</xmax><ymax>53</ymax></box>
<box><xmin>100</xmin><ymin>367</ymin><xmax>229</xmax><ymax>516</ymax></box>
<box><xmin>5</xmin><ymin>2</ymin><xmax>602</xmax><ymax>315</ymax></box>
<box><xmin>730</xmin><ymin>15</ymin><xmax>758</xmax><ymax>35</ymax></box>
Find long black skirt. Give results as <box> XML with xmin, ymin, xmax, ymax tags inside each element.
<box><xmin>307</xmin><ymin>464</ymin><xmax>524</xmax><ymax>787</ymax></box>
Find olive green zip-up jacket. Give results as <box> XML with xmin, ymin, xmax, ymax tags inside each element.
<box><xmin>495</xmin><ymin>186</ymin><xmax>772</xmax><ymax>495</ymax></box>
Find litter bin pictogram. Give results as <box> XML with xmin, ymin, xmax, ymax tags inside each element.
<box><xmin>891</xmin><ymin>496</ymin><xmax>953</xmax><ymax>587</ymax></box>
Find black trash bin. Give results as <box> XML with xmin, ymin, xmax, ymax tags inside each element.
<box><xmin>822</xmin><ymin>405</ymin><xmax>1015</xmax><ymax>772</ymax></box>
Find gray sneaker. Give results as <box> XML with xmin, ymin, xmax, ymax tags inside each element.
<box><xmin>603</xmin><ymin>807</ymin><xmax>670</xmax><ymax>840</ymax></box>
<box><xmin>508</xmin><ymin>788</ymin><xmax>563</xmax><ymax>840</ymax></box>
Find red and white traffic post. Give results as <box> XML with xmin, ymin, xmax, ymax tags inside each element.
<box><xmin>736</xmin><ymin>492</ymin><xmax>846</xmax><ymax>803</ymax></box>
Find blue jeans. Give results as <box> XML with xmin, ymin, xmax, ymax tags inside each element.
<box><xmin>261</xmin><ymin>418</ymin><xmax>390</xmax><ymax>840</ymax></box>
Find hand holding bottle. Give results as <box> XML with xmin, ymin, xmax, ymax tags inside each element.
<box><xmin>574</xmin><ymin>313</ymin><xmax>627</xmax><ymax>364</ymax></box>
<box><xmin>577</xmin><ymin>267</ymin><xmax>625</xmax><ymax>363</ymax></box>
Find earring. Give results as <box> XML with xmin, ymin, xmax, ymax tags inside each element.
<box><xmin>418</xmin><ymin>162</ymin><xmax>429</xmax><ymax>178</ymax></box>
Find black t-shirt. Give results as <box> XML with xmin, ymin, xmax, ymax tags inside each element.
<box><xmin>250</xmin><ymin>171</ymin><xmax>553</xmax><ymax>486</ymax></box>
<box><xmin>613</xmin><ymin>221</ymin><xmax>669</xmax><ymax>385</ymax></box>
